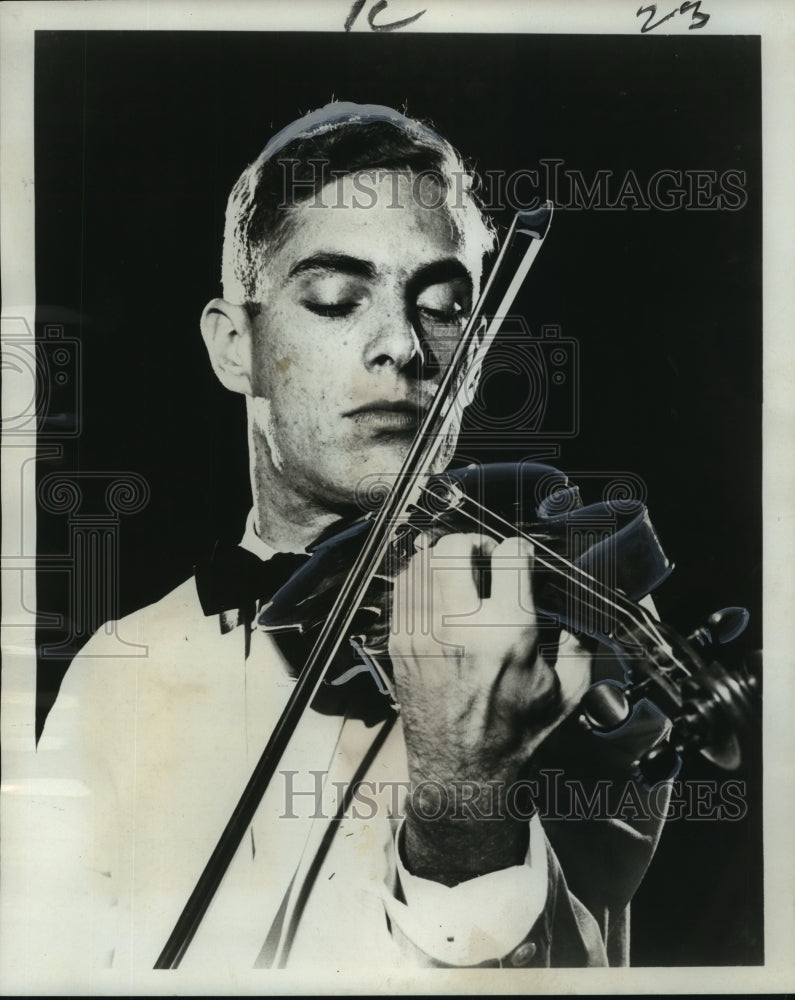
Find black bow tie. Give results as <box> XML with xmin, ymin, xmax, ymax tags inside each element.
<box><xmin>193</xmin><ymin>538</ymin><xmax>395</xmax><ymax>727</ymax></box>
<box><xmin>194</xmin><ymin>540</ymin><xmax>310</xmax><ymax>616</ymax></box>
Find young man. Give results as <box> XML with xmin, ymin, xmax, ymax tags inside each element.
<box><xmin>28</xmin><ymin>102</ymin><xmax>668</xmax><ymax>976</ymax></box>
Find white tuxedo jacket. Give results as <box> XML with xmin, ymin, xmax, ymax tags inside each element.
<box><xmin>11</xmin><ymin>552</ymin><xmax>669</xmax><ymax>986</ymax></box>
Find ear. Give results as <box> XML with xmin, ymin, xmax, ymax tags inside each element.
<box><xmin>200</xmin><ymin>299</ymin><xmax>254</xmax><ymax>395</ymax></box>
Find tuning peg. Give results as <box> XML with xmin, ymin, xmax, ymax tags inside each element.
<box><xmin>637</xmin><ymin>741</ymin><xmax>681</xmax><ymax>785</ymax></box>
<box><xmin>579</xmin><ymin>680</ymin><xmax>631</xmax><ymax>733</ymax></box>
<box><xmin>687</xmin><ymin>606</ymin><xmax>749</xmax><ymax>649</ymax></box>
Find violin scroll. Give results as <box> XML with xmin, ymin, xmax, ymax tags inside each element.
<box><xmin>581</xmin><ymin>608</ymin><xmax>761</xmax><ymax>783</ymax></box>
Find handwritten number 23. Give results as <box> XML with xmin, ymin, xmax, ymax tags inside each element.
<box><xmin>637</xmin><ymin>2</ymin><xmax>710</xmax><ymax>33</ymax></box>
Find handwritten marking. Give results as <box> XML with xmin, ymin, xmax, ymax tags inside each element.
<box><xmin>637</xmin><ymin>1</ymin><xmax>710</xmax><ymax>33</ymax></box>
<box><xmin>345</xmin><ymin>0</ymin><xmax>427</xmax><ymax>32</ymax></box>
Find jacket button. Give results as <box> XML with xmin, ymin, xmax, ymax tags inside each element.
<box><xmin>509</xmin><ymin>940</ymin><xmax>537</xmax><ymax>966</ymax></box>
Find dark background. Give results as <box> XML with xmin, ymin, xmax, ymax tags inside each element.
<box><xmin>34</xmin><ymin>30</ymin><xmax>762</xmax><ymax>966</ymax></box>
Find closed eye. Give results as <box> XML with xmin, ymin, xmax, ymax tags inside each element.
<box><xmin>418</xmin><ymin>305</ymin><xmax>466</xmax><ymax>324</ymax></box>
<box><xmin>302</xmin><ymin>300</ymin><xmax>358</xmax><ymax>318</ymax></box>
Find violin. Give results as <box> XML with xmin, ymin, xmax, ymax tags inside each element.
<box><xmin>156</xmin><ymin>204</ymin><xmax>760</xmax><ymax>968</ymax></box>
<box><xmin>257</xmin><ymin>458</ymin><xmax>758</xmax><ymax>777</ymax></box>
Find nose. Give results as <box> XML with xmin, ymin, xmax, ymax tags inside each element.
<box><xmin>363</xmin><ymin>304</ymin><xmax>424</xmax><ymax>373</ymax></box>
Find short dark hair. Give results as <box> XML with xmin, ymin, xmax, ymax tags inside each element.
<box><xmin>222</xmin><ymin>102</ymin><xmax>495</xmax><ymax>304</ymax></box>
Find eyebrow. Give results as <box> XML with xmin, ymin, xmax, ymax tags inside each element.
<box><xmin>287</xmin><ymin>253</ymin><xmax>474</xmax><ymax>308</ymax></box>
<box><xmin>408</xmin><ymin>259</ymin><xmax>474</xmax><ymax>302</ymax></box>
<box><xmin>287</xmin><ymin>253</ymin><xmax>474</xmax><ymax>298</ymax></box>
<box><xmin>287</xmin><ymin>253</ymin><xmax>377</xmax><ymax>280</ymax></box>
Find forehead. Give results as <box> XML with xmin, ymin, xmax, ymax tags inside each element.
<box><xmin>268</xmin><ymin>171</ymin><xmax>484</xmax><ymax>281</ymax></box>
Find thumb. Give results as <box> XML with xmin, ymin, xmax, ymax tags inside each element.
<box><xmin>554</xmin><ymin>630</ymin><xmax>593</xmax><ymax>715</ymax></box>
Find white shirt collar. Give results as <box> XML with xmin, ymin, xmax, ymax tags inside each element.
<box><xmin>239</xmin><ymin>509</ymin><xmax>276</xmax><ymax>561</ymax></box>
<box><xmin>239</xmin><ymin>509</ymin><xmax>308</xmax><ymax>561</ymax></box>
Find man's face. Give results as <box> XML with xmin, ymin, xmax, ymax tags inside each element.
<box><xmin>247</xmin><ymin>172</ymin><xmax>485</xmax><ymax>513</ymax></box>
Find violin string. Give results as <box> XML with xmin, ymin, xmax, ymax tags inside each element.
<box><xmin>410</xmin><ymin>484</ymin><xmax>692</xmax><ymax>680</ymax></box>
<box><xmin>408</xmin><ymin>486</ymin><xmax>638</xmax><ymax>629</ymax></box>
<box><xmin>464</xmin><ymin>494</ymin><xmax>693</xmax><ymax>681</ymax></box>
<box><xmin>453</xmin><ymin>492</ymin><xmax>681</xmax><ymax>667</ymax></box>
<box><xmin>439</xmin><ymin>495</ymin><xmax>655</xmax><ymax>636</ymax></box>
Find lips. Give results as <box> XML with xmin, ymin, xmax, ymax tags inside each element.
<box><xmin>344</xmin><ymin>400</ymin><xmax>428</xmax><ymax>433</ymax></box>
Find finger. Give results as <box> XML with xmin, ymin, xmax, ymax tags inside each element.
<box><xmin>429</xmin><ymin>532</ymin><xmax>484</xmax><ymax>623</ymax></box>
<box><xmin>390</xmin><ymin>532</ymin><xmax>430</xmax><ymax>639</ymax></box>
<box><xmin>427</xmin><ymin>530</ymin><xmax>489</xmax><ymax>556</ymax></box>
<box><xmin>508</xmin><ymin>631</ymin><xmax>592</xmax><ymax>740</ymax></box>
<box><xmin>396</xmin><ymin>532</ymin><xmax>483</xmax><ymax>642</ymax></box>
<box><xmin>411</xmin><ymin>529</ymin><xmax>432</xmax><ymax>553</ymax></box>
<box><xmin>553</xmin><ymin>628</ymin><xmax>593</xmax><ymax>715</ymax></box>
<box><xmin>488</xmin><ymin>535</ymin><xmax>535</xmax><ymax>618</ymax></box>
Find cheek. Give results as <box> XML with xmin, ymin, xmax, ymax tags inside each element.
<box><xmin>276</xmin><ymin>349</ymin><xmax>359</xmax><ymax>418</ymax></box>
<box><xmin>252</xmin><ymin>312</ymin><xmax>351</xmax><ymax>401</ymax></box>
<box><xmin>265</xmin><ymin>365</ymin><xmax>339</xmax><ymax>451</ymax></box>
<box><xmin>269</xmin><ymin>359</ymin><xmax>329</xmax><ymax>416</ymax></box>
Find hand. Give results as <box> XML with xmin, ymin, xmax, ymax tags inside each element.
<box><xmin>388</xmin><ymin>531</ymin><xmax>592</xmax><ymax>883</ymax></box>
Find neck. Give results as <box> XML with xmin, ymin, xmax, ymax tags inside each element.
<box><xmin>247</xmin><ymin>423</ymin><xmax>350</xmax><ymax>553</ymax></box>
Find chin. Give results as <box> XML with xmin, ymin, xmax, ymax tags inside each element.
<box><xmin>326</xmin><ymin>441</ymin><xmax>410</xmax><ymax>513</ymax></box>
<box><xmin>324</xmin><ymin>433</ymin><xmax>460</xmax><ymax>516</ymax></box>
